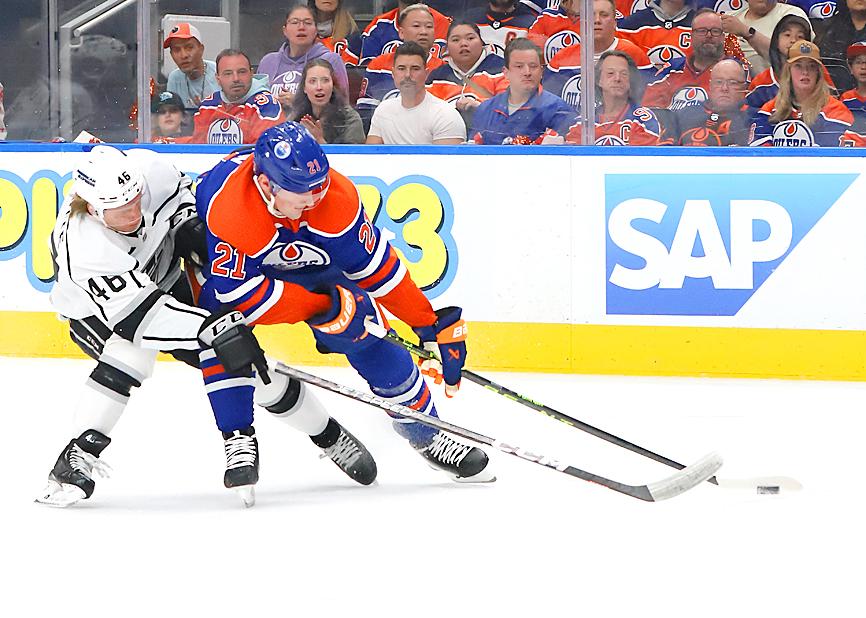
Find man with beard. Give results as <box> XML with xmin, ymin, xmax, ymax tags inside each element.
<box><xmin>465</xmin><ymin>0</ymin><xmax>535</xmax><ymax>58</ymax></box>
<box><xmin>366</xmin><ymin>42</ymin><xmax>466</xmax><ymax>144</ymax></box>
<box><xmin>671</xmin><ymin>58</ymin><xmax>752</xmax><ymax>145</ymax></box>
<box><xmin>642</xmin><ymin>9</ymin><xmax>725</xmax><ymax>110</ymax></box>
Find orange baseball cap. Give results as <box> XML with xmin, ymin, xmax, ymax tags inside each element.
<box><xmin>163</xmin><ymin>23</ymin><xmax>202</xmax><ymax>48</ymax></box>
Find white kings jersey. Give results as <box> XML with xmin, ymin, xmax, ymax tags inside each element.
<box><xmin>50</xmin><ymin>149</ymin><xmax>209</xmax><ymax>351</ymax></box>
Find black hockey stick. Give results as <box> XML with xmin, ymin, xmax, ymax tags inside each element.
<box><xmin>274</xmin><ymin>363</ymin><xmax>722</xmax><ymax>502</ymax></box>
<box><xmin>368</xmin><ymin>325</ymin><xmax>802</xmax><ymax>493</ymax></box>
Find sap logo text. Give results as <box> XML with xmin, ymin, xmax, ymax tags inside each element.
<box><xmin>605</xmin><ymin>174</ymin><xmax>857</xmax><ymax>316</ymax></box>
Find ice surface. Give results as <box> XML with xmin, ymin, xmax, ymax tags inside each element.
<box><xmin>3</xmin><ymin>356</ymin><xmax>863</xmax><ymax>617</ymax></box>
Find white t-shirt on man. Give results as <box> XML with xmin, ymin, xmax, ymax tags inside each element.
<box><xmin>368</xmin><ymin>94</ymin><xmax>466</xmax><ymax>144</ymax></box>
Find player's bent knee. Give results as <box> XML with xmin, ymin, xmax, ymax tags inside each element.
<box><xmin>254</xmin><ymin>369</ymin><xmax>302</xmax><ymax>414</ymax></box>
<box><xmin>90</xmin><ymin>362</ymin><xmax>142</xmax><ymax>397</ymax></box>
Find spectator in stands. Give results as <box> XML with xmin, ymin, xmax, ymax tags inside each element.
<box><xmin>310</xmin><ymin>0</ymin><xmax>359</xmax><ymax>45</ymax></box>
<box><xmin>750</xmin><ymin>41</ymin><xmax>854</xmax><ymax>146</ymax></box>
<box><xmin>357</xmin><ymin>4</ymin><xmax>446</xmax><ymax>131</ymax></box>
<box><xmin>427</xmin><ymin>21</ymin><xmax>508</xmax><ymax>128</ymax></box>
<box><xmin>814</xmin><ymin>0</ymin><xmax>866</xmax><ymax>92</ymax></box>
<box><xmin>150</xmin><ymin>91</ymin><xmax>189</xmax><ymax>140</ymax></box>
<box><xmin>0</xmin><ymin>82</ymin><xmax>6</xmax><ymax>140</ymax></box>
<box><xmin>366</xmin><ymin>42</ymin><xmax>466</xmax><ymax>144</ymax></box>
<box><xmin>258</xmin><ymin>3</ymin><xmax>349</xmax><ymax>111</ymax></box>
<box><xmin>671</xmin><ymin>58</ymin><xmax>752</xmax><ymax>145</ymax></box>
<box><xmin>527</xmin><ymin>0</ymin><xmax>581</xmax><ymax>64</ymax></box>
<box><xmin>618</xmin><ymin>0</ymin><xmax>695</xmax><ymax>67</ymax></box>
<box><xmin>465</xmin><ymin>0</ymin><xmax>534</xmax><ymax>58</ymax></box>
<box><xmin>642</xmin><ymin>9</ymin><xmax>725</xmax><ymax>110</ymax></box>
<box><xmin>470</xmin><ymin>38</ymin><xmax>576</xmax><ymax>143</ymax></box>
<box><xmin>744</xmin><ymin>14</ymin><xmax>814</xmax><ymax>113</ymax></box>
<box><xmin>720</xmin><ymin>0</ymin><xmax>810</xmax><ymax>77</ymax></box>
<box><xmin>164</xmin><ymin>23</ymin><xmax>219</xmax><ymax>111</ymax></box>
<box><xmin>180</xmin><ymin>49</ymin><xmax>285</xmax><ymax>144</ymax></box>
<box><xmin>565</xmin><ymin>50</ymin><xmax>664</xmax><ymax>145</ymax></box>
<box><xmin>359</xmin><ymin>1</ymin><xmax>452</xmax><ymax>65</ymax></box>
<box><xmin>841</xmin><ymin>41</ymin><xmax>866</xmax><ymax>115</ymax></box>
<box><xmin>287</xmin><ymin>58</ymin><xmax>365</xmax><ymax>143</ymax></box>
<box><xmin>543</xmin><ymin>0</ymin><xmax>653</xmax><ymax>110</ymax></box>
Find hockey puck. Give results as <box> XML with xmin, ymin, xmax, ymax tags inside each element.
<box><xmin>757</xmin><ymin>485</ymin><xmax>780</xmax><ymax>495</ymax></box>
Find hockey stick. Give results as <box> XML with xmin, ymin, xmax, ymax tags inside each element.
<box><xmin>274</xmin><ymin>363</ymin><xmax>722</xmax><ymax>502</ymax></box>
<box><xmin>367</xmin><ymin>324</ymin><xmax>801</xmax><ymax>492</ymax></box>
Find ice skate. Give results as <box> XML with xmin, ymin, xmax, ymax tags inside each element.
<box><xmin>414</xmin><ymin>431</ymin><xmax>496</xmax><ymax>483</ymax></box>
<box><xmin>35</xmin><ymin>430</ymin><xmax>112</xmax><ymax>507</ymax></box>
<box><xmin>223</xmin><ymin>426</ymin><xmax>259</xmax><ymax>508</ymax></box>
<box><xmin>312</xmin><ymin>418</ymin><xmax>377</xmax><ymax>485</ymax></box>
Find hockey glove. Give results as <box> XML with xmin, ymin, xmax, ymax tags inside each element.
<box><xmin>198</xmin><ymin>310</ymin><xmax>270</xmax><ymax>384</ymax></box>
<box><xmin>413</xmin><ymin>306</ymin><xmax>467</xmax><ymax>398</ymax></box>
<box><xmin>308</xmin><ymin>285</ymin><xmax>374</xmax><ymax>349</ymax></box>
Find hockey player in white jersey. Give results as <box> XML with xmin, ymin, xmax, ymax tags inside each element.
<box><xmin>36</xmin><ymin>145</ymin><xmax>376</xmax><ymax>508</ymax></box>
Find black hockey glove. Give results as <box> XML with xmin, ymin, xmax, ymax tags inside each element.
<box><xmin>198</xmin><ymin>310</ymin><xmax>270</xmax><ymax>384</ymax></box>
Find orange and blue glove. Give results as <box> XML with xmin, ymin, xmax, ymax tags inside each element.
<box><xmin>413</xmin><ymin>306</ymin><xmax>467</xmax><ymax>398</ymax></box>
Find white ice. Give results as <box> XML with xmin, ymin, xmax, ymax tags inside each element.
<box><xmin>2</xmin><ymin>356</ymin><xmax>863</xmax><ymax>618</ymax></box>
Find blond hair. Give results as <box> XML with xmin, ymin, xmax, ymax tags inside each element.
<box><xmin>770</xmin><ymin>61</ymin><xmax>830</xmax><ymax>126</ymax></box>
<box><xmin>69</xmin><ymin>194</ymin><xmax>91</xmax><ymax>218</ymax></box>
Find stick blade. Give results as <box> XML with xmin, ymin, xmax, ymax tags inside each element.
<box><xmin>645</xmin><ymin>451</ymin><xmax>724</xmax><ymax>501</ymax></box>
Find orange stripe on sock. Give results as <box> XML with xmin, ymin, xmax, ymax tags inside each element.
<box><xmin>202</xmin><ymin>363</ymin><xmax>226</xmax><ymax>379</ymax></box>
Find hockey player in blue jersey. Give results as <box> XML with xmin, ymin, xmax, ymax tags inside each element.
<box><xmin>194</xmin><ymin>122</ymin><xmax>495</xmax><ymax>488</ymax></box>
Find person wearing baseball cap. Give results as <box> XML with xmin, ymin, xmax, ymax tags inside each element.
<box><xmin>751</xmin><ymin>40</ymin><xmax>856</xmax><ymax>146</ymax></box>
<box><xmin>164</xmin><ymin>22</ymin><xmax>218</xmax><ymax>111</ymax></box>
<box><xmin>841</xmin><ymin>41</ymin><xmax>866</xmax><ymax>115</ymax></box>
<box><xmin>150</xmin><ymin>91</ymin><xmax>189</xmax><ymax>140</ymax></box>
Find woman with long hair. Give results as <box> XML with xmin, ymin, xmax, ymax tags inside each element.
<box><xmin>288</xmin><ymin>58</ymin><xmax>365</xmax><ymax>143</ymax></box>
<box><xmin>308</xmin><ymin>0</ymin><xmax>358</xmax><ymax>44</ymax></box>
<box><xmin>751</xmin><ymin>40</ymin><xmax>854</xmax><ymax>146</ymax></box>
<box><xmin>565</xmin><ymin>50</ymin><xmax>664</xmax><ymax>145</ymax></box>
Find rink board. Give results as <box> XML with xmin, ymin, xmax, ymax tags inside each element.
<box><xmin>1</xmin><ymin>143</ymin><xmax>865</xmax><ymax>380</ymax></box>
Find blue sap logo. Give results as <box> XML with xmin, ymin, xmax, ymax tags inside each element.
<box><xmin>605</xmin><ymin>174</ymin><xmax>857</xmax><ymax>316</ymax></box>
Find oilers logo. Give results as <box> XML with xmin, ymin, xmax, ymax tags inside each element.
<box><xmin>544</xmin><ymin>31</ymin><xmax>580</xmax><ymax>63</ymax></box>
<box><xmin>771</xmin><ymin>120</ymin><xmax>815</xmax><ymax>147</ymax></box>
<box><xmin>207</xmin><ymin>118</ymin><xmax>242</xmax><ymax>144</ymax></box>
<box><xmin>383</xmin><ymin>88</ymin><xmax>401</xmax><ymax>101</ymax></box>
<box><xmin>263</xmin><ymin>242</ymin><xmax>331</xmax><ymax>270</ymax></box>
<box><xmin>629</xmin><ymin>0</ymin><xmax>650</xmax><ymax>13</ymax></box>
<box><xmin>648</xmin><ymin>45</ymin><xmax>685</xmax><ymax>68</ymax></box>
<box><xmin>561</xmin><ymin>74</ymin><xmax>582</xmax><ymax>109</ymax></box>
<box><xmin>713</xmin><ymin>0</ymin><xmax>743</xmax><ymax>13</ymax></box>
<box><xmin>669</xmin><ymin>86</ymin><xmax>707</xmax><ymax>111</ymax></box>
<box><xmin>596</xmin><ymin>134</ymin><xmax>626</xmax><ymax>145</ymax></box>
<box><xmin>272</xmin><ymin>70</ymin><xmax>301</xmax><ymax>98</ymax></box>
<box><xmin>809</xmin><ymin>1</ymin><xmax>836</xmax><ymax>19</ymax></box>
<box><xmin>381</xmin><ymin>40</ymin><xmax>402</xmax><ymax>56</ymax></box>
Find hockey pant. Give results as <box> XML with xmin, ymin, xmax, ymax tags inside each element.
<box><xmin>200</xmin><ymin>285</ymin><xmax>440</xmax><ymax>445</ymax></box>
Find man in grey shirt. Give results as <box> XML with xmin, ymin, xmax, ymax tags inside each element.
<box><xmin>164</xmin><ymin>23</ymin><xmax>219</xmax><ymax>111</ymax></box>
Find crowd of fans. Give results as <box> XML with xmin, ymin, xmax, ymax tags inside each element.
<box><xmin>5</xmin><ymin>0</ymin><xmax>866</xmax><ymax>147</ymax></box>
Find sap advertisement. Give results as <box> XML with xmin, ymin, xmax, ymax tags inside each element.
<box><xmin>2</xmin><ymin>145</ymin><xmax>866</xmax><ymax>333</ymax></box>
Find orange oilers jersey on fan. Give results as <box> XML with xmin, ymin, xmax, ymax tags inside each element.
<box><xmin>527</xmin><ymin>7</ymin><xmax>581</xmax><ymax>63</ymax></box>
<box><xmin>616</xmin><ymin>6</ymin><xmax>694</xmax><ymax>67</ymax></box>
<box><xmin>565</xmin><ymin>103</ymin><xmax>666</xmax><ymax>145</ymax></box>
<box><xmin>196</xmin><ymin>152</ymin><xmax>437</xmax><ymax>329</ymax></box>
<box><xmin>177</xmin><ymin>89</ymin><xmax>285</xmax><ymax>145</ymax></box>
<box><xmin>426</xmin><ymin>51</ymin><xmax>508</xmax><ymax>105</ymax></box>
<box><xmin>642</xmin><ymin>55</ymin><xmax>711</xmax><ymax>110</ymax></box>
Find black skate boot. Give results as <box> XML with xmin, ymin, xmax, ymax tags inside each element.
<box><xmin>35</xmin><ymin>430</ymin><xmax>112</xmax><ymax>507</ymax></box>
<box><xmin>223</xmin><ymin>426</ymin><xmax>259</xmax><ymax>507</ymax></box>
<box><xmin>415</xmin><ymin>431</ymin><xmax>496</xmax><ymax>483</ymax></box>
<box><xmin>311</xmin><ymin>418</ymin><xmax>377</xmax><ymax>485</ymax></box>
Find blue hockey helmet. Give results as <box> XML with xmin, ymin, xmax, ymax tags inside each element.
<box><xmin>253</xmin><ymin>122</ymin><xmax>329</xmax><ymax>194</ymax></box>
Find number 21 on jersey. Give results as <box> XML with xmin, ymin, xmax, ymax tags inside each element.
<box><xmin>211</xmin><ymin>242</ymin><xmax>247</xmax><ymax>279</ymax></box>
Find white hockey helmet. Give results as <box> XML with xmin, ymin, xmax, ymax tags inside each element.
<box><xmin>73</xmin><ymin>146</ymin><xmax>145</xmax><ymax>217</ymax></box>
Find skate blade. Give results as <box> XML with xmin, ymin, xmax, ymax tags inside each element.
<box><xmin>451</xmin><ymin>469</ymin><xmax>497</xmax><ymax>484</ymax></box>
<box><xmin>34</xmin><ymin>480</ymin><xmax>87</xmax><ymax>507</ymax></box>
<box><xmin>233</xmin><ymin>485</ymin><xmax>256</xmax><ymax>508</ymax></box>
